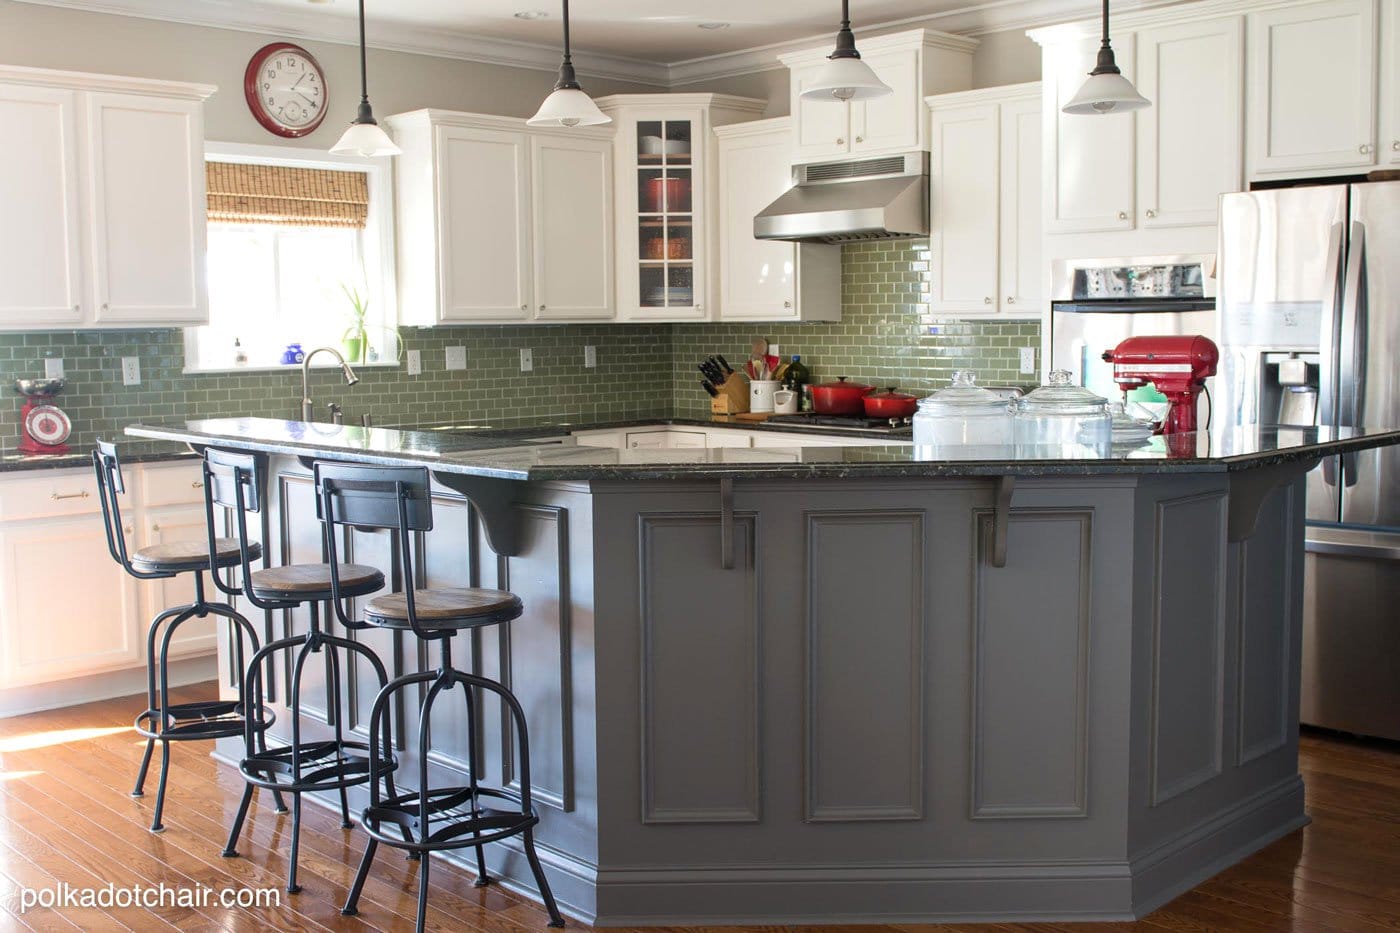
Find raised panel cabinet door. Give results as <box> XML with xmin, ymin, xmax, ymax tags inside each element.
<box><xmin>531</xmin><ymin>134</ymin><xmax>614</xmax><ymax>320</ymax></box>
<box><xmin>85</xmin><ymin>93</ymin><xmax>207</xmax><ymax>325</ymax></box>
<box><xmin>718</xmin><ymin>127</ymin><xmax>798</xmax><ymax>320</ymax></box>
<box><xmin>1137</xmin><ymin>17</ymin><xmax>1243</xmax><ymax>228</ymax></box>
<box><xmin>436</xmin><ymin>125</ymin><xmax>532</xmax><ymax>321</ymax></box>
<box><xmin>792</xmin><ymin>63</ymin><xmax>852</xmax><ymax>162</ymax></box>
<box><xmin>1043</xmin><ymin>34</ymin><xmax>1136</xmax><ymax>234</ymax></box>
<box><xmin>0</xmin><ymin>84</ymin><xmax>83</xmax><ymax>327</ymax></box>
<box><xmin>999</xmin><ymin>96</ymin><xmax>1042</xmax><ymax>314</ymax></box>
<box><xmin>138</xmin><ymin>505</ymin><xmax>217</xmax><ymax>660</ymax></box>
<box><xmin>0</xmin><ymin>516</ymin><xmax>141</xmax><ymax>687</ymax></box>
<box><xmin>851</xmin><ymin>49</ymin><xmax>922</xmax><ymax>155</ymax></box>
<box><xmin>930</xmin><ymin>104</ymin><xmax>1000</xmax><ymax>314</ymax></box>
<box><xmin>1247</xmin><ymin>0</ymin><xmax>1378</xmax><ymax>175</ymax></box>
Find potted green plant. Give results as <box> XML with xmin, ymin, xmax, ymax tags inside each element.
<box><xmin>341</xmin><ymin>284</ymin><xmax>369</xmax><ymax>364</ymax></box>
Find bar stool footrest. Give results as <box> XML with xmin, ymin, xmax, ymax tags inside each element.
<box><xmin>241</xmin><ymin>740</ymin><xmax>394</xmax><ymax>792</ymax></box>
<box><xmin>362</xmin><ymin>785</ymin><xmax>537</xmax><ymax>851</ymax></box>
<box><xmin>134</xmin><ymin>703</ymin><xmax>275</xmax><ymax>741</ymax></box>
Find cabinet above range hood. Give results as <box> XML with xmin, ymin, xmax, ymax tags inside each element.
<box><xmin>754</xmin><ymin>151</ymin><xmax>929</xmax><ymax>244</ymax></box>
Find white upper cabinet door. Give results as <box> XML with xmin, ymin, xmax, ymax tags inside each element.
<box><xmin>851</xmin><ymin>48</ymin><xmax>922</xmax><ymax>155</ymax></box>
<box><xmin>436</xmin><ymin>125</ymin><xmax>532</xmax><ymax>322</ymax></box>
<box><xmin>1382</xmin><ymin>0</ymin><xmax>1400</xmax><ymax>165</ymax></box>
<box><xmin>530</xmin><ymin>135</ymin><xmax>614</xmax><ymax>320</ymax></box>
<box><xmin>718</xmin><ymin>126</ymin><xmax>798</xmax><ymax>320</ymax></box>
<box><xmin>1043</xmin><ymin>34</ymin><xmax>1137</xmax><ymax>234</ymax></box>
<box><xmin>1247</xmin><ymin>0</ymin><xmax>1378</xmax><ymax>175</ymax></box>
<box><xmin>791</xmin><ymin>63</ymin><xmax>853</xmax><ymax>163</ymax></box>
<box><xmin>0</xmin><ymin>85</ymin><xmax>83</xmax><ymax>328</ymax></box>
<box><xmin>86</xmin><ymin>93</ymin><xmax>206</xmax><ymax>325</ymax></box>
<box><xmin>999</xmin><ymin>96</ymin><xmax>1042</xmax><ymax>314</ymax></box>
<box><xmin>929</xmin><ymin>104</ymin><xmax>1000</xmax><ymax>314</ymax></box>
<box><xmin>1136</xmin><ymin>16</ymin><xmax>1243</xmax><ymax>228</ymax></box>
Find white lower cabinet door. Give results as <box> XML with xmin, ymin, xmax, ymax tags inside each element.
<box><xmin>625</xmin><ymin>430</ymin><xmax>671</xmax><ymax>449</ymax></box>
<box><xmin>930</xmin><ymin>103</ymin><xmax>1000</xmax><ymax>314</ymax></box>
<box><xmin>530</xmin><ymin>134</ymin><xmax>614</xmax><ymax>320</ymax></box>
<box><xmin>704</xmin><ymin>430</ymin><xmax>754</xmax><ymax>448</ymax></box>
<box><xmin>139</xmin><ymin>505</ymin><xmax>218</xmax><ymax>659</ymax></box>
<box><xmin>0</xmin><ymin>515</ymin><xmax>141</xmax><ymax>687</ymax></box>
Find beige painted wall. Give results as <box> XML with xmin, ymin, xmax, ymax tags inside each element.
<box><xmin>0</xmin><ymin>0</ymin><xmax>661</xmax><ymax>146</ymax></box>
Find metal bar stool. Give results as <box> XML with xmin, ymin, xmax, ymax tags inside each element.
<box><xmin>204</xmin><ymin>448</ymin><xmax>398</xmax><ymax>894</ymax></box>
<box><xmin>318</xmin><ymin>463</ymin><xmax>564</xmax><ymax>932</ymax></box>
<box><xmin>92</xmin><ymin>441</ymin><xmax>281</xmax><ymax>834</ymax></box>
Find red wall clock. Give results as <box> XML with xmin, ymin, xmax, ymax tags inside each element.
<box><xmin>244</xmin><ymin>42</ymin><xmax>329</xmax><ymax>138</ymax></box>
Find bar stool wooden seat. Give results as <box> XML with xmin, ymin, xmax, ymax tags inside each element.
<box><xmin>202</xmin><ymin>448</ymin><xmax>398</xmax><ymax>894</ymax></box>
<box><xmin>93</xmin><ymin>441</ymin><xmax>281</xmax><ymax>834</ymax></box>
<box><xmin>313</xmin><ymin>463</ymin><xmax>564</xmax><ymax>932</ymax></box>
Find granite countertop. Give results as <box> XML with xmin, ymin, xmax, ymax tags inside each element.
<box><xmin>126</xmin><ymin>417</ymin><xmax>1400</xmax><ymax>482</ymax></box>
<box><xmin>389</xmin><ymin>413</ymin><xmax>913</xmax><ymax>440</ymax></box>
<box><xmin>0</xmin><ymin>440</ymin><xmax>196</xmax><ymax>472</ymax></box>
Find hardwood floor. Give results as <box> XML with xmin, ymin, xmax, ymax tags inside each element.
<box><xmin>1</xmin><ymin>686</ymin><xmax>1397</xmax><ymax>931</ymax></box>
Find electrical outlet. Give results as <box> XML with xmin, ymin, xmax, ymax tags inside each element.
<box><xmin>584</xmin><ymin>345</ymin><xmax>597</xmax><ymax>368</ymax></box>
<box><xmin>1019</xmin><ymin>346</ymin><xmax>1037</xmax><ymax>375</ymax></box>
<box><xmin>768</xmin><ymin>343</ymin><xmax>780</xmax><ymax>358</ymax></box>
<box><xmin>519</xmin><ymin>348</ymin><xmax>533</xmax><ymax>373</ymax></box>
<box><xmin>445</xmin><ymin>346</ymin><xmax>467</xmax><ymax>371</ymax></box>
<box><xmin>406</xmin><ymin>349</ymin><xmax>422</xmax><ymax>376</ymax></box>
<box><xmin>121</xmin><ymin>357</ymin><xmax>141</xmax><ymax>386</ymax></box>
<box><xmin>44</xmin><ymin>357</ymin><xmax>64</xmax><ymax>380</ymax></box>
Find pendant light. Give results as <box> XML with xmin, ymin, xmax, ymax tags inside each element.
<box><xmin>528</xmin><ymin>0</ymin><xmax>611</xmax><ymax>127</ymax></box>
<box><xmin>800</xmin><ymin>0</ymin><xmax>892</xmax><ymax>103</ymax></box>
<box><xmin>331</xmin><ymin>0</ymin><xmax>402</xmax><ymax>156</ymax></box>
<box><xmin>1062</xmin><ymin>0</ymin><xmax>1150</xmax><ymax>115</ymax></box>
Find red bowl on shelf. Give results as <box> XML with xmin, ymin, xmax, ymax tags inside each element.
<box><xmin>645</xmin><ymin>177</ymin><xmax>690</xmax><ymax>212</ymax></box>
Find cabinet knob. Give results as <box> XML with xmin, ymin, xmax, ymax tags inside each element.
<box><xmin>1007</xmin><ymin>296</ymin><xmax>1016</xmax><ymax>304</ymax></box>
<box><xmin>1359</xmin><ymin>143</ymin><xmax>1373</xmax><ymax>154</ymax></box>
<box><xmin>539</xmin><ymin>304</ymin><xmax>546</xmax><ymax>311</ymax></box>
<box><xmin>520</xmin><ymin>304</ymin><xmax>527</xmax><ymax>311</ymax></box>
<box><xmin>191</xmin><ymin>480</ymin><xmax>204</xmax><ymax>489</ymax></box>
<box><xmin>1145</xmin><ymin>208</ymin><xmax>1157</xmax><ymax>219</ymax></box>
<box><xmin>151</xmin><ymin>523</ymin><xmax>160</xmax><ymax>533</ymax></box>
<box><xmin>783</xmin><ymin>299</ymin><xmax>792</xmax><ymax>308</ymax></box>
<box><xmin>984</xmin><ymin>296</ymin><xmax>993</xmax><ymax>305</ymax></box>
<box><xmin>1117</xmin><ymin>211</ymin><xmax>1128</xmax><ymax>221</ymax></box>
<box><xmin>101</xmin><ymin>302</ymin><xmax>109</xmax><ymax>312</ymax></box>
<box><xmin>696</xmin><ymin>304</ymin><xmax>703</xmax><ymax>311</ymax></box>
<box><xmin>123</xmin><ymin>527</ymin><xmax>133</xmax><ymax>536</ymax></box>
<box><xmin>72</xmin><ymin>305</ymin><xmax>79</xmax><ymax>313</ymax></box>
<box><xmin>855</xmin><ymin>136</ymin><xmax>864</xmax><ymax>144</ymax></box>
<box><xmin>1392</xmin><ymin>140</ymin><xmax>1400</xmax><ymax>152</ymax></box>
<box><xmin>836</xmin><ymin>137</ymin><xmax>845</xmax><ymax>145</ymax></box>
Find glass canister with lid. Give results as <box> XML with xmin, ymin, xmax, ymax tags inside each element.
<box><xmin>1013</xmin><ymin>369</ymin><xmax>1112</xmax><ymax>457</ymax></box>
<box><xmin>913</xmin><ymin>371</ymin><xmax>1015</xmax><ymax>452</ymax></box>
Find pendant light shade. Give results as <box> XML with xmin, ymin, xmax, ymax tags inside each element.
<box><xmin>331</xmin><ymin>0</ymin><xmax>402</xmax><ymax>155</ymax></box>
<box><xmin>800</xmin><ymin>0</ymin><xmax>892</xmax><ymax>103</ymax></box>
<box><xmin>1062</xmin><ymin>0</ymin><xmax>1150</xmax><ymax>115</ymax></box>
<box><xmin>528</xmin><ymin>0</ymin><xmax>612</xmax><ymax>127</ymax></box>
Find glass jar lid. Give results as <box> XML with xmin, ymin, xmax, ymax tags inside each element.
<box><xmin>1016</xmin><ymin>369</ymin><xmax>1111</xmax><ymax>416</ymax></box>
<box><xmin>916</xmin><ymin>371</ymin><xmax>1012</xmax><ymax>417</ymax></box>
<box><xmin>1109</xmin><ymin>401</ymin><xmax>1155</xmax><ymax>444</ymax></box>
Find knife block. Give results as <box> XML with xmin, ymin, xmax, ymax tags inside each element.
<box><xmin>710</xmin><ymin>374</ymin><xmax>750</xmax><ymax>415</ymax></box>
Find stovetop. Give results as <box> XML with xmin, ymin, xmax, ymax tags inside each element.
<box><xmin>765</xmin><ymin>412</ymin><xmax>913</xmax><ymax>435</ymax></box>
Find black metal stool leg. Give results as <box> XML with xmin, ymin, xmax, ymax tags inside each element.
<box><xmin>415</xmin><ymin>849</ymin><xmax>430</xmax><ymax>933</ymax></box>
<box><xmin>287</xmin><ymin>793</ymin><xmax>303</xmax><ymax>894</ymax></box>
<box><xmin>523</xmin><ymin>827</ymin><xmax>566</xmax><ymax>928</ymax></box>
<box><xmin>340</xmin><ymin>837</ymin><xmax>378</xmax><ymax>916</ymax></box>
<box><xmin>131</xmin><ymin>737</ymin><xmax>155</xmax><ymax>799</ymax></box>
<box><xmin>222</xmin><ymin>783</ymin><xmax>255</xmax><ymax>857</ymax></box>
<box><xmin>461</xmin><ymin>679</ymin><xmax>490</xmax><ymax>887</ymax></box>
<box><xmin>150</xmin><ymin>738</ymin><xmax>172</xmax><ymax>833</ymax></box>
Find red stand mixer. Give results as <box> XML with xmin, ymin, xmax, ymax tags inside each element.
<box><xmin>1101</xmin><ymin>335</ymin><xmax>1219</xmax><ymax>439</ymax></box>
<box><xmin>13</xmin><ymin>378</ymin><xmax>73</xmax><ymax>455</ymax></box>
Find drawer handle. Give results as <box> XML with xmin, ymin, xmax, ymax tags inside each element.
<box><xmin>50</xmin><ymin>490</ymin><xmax>89</xmax><ymax>501</ymax></box>
<box><xmin>191</xmin><ymin>481</ymin><xmax>204</xmax><ymax>489</ymax></box>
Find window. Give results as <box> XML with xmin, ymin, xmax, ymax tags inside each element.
<box><xmin>186</xmin><ymin>143</ymin><xmax>397</xmax><ymax>372</ymax></box>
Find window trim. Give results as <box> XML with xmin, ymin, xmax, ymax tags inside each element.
<box><xmin>186</xmin><ymin>140</ymin><xmax>398</xmax><ymax>374</ymax></box>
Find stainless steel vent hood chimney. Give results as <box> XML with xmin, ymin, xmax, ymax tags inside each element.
<box><xmin>754</xmin><ymin>151</ymin><xmax>928</xmax><ymax>244</ymax></box>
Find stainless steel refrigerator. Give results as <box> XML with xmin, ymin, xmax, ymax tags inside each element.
<box><xmin>1218</xmin><ymin>181</ymin><xmax>1400</xmax><ymax>741</ymax></box>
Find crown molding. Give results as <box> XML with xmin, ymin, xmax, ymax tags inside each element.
<box><xmin>0</xmin><ymin>62</ymin><xmax>216</xmax><ymax>97</ymax></box>
<box><xmin>925</xmin><ymin>80</ymin><xmax>1042</xmax><ymax>109</ymax></box>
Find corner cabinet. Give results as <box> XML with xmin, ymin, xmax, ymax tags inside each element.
<box><xmin>595</xmin><ymin>94</ymin><xmax>766</xmax><ymax>322</ymax></box>
<box><xmin>387</xmin><ymin>110</ymin><xmax>615</xmax><ymax>325</ymax></box>
<box><xmin>714</xmin><ymin>119</ymin><xmax>840</xmax><ymax>322</ymax></box>
<box><xmin>0</xmin><ymin>66</ymin><xmax>212</xmax><ymax>331</ymax></box>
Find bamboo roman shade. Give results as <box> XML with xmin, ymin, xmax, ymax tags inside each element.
<box><xmin>206</xmin><ymin>162</ymin><xmax>370</xmax><ymax>229</ymax></box>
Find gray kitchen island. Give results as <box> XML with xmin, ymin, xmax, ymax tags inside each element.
<box><xmin>126</xmin><ymin>417</ymin><xmax>1400</xmax><ymax>925</ymax></box>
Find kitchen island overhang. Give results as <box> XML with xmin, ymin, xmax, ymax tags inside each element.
<box><xmin>126</xmin><ymin>419</ymin><xmax>1400</xmax><ymax>925</ymax></box>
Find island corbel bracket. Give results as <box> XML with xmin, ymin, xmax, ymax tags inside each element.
<box><xmin>991</xmin><ymin>475</ymin><xmax>1016</xmax><ymax>568</ymax></box>
<box><xmin>1226</xmin><ymin>457</ymin><xmax>1318</xmax><ymax>542</ymax></box>
<box><xmin>430</xmin><ymin>471</ymin><xmax>521</xmax><ymax>557</ymax></box>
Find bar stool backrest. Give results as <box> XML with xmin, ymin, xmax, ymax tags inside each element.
<box><xmin>201</xmin><ymin>447</ymin><xmax>269</xmax><ymax>603</ymax></box>
<box><xmin>313</xmin><ymin>463</ymin><xmax>434</xmax><ymax>533</ymax></box>
<box><xmin>92</xmin><ymin>440</ymin><xmax>168</xmax><ymax>579</ymax></box>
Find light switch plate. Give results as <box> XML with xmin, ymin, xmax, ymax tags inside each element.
<box><xmin>445</xmin><ymin>346</ymin><xmax>467</xmax><ymax>371</ymax></box>
<box><xmin>406</xmin><ymin>349</ymin><xmax>422</xmax><ymax>376</ymax></box>
<box><xmin>584</xmin><ymin>345</ymin><xmax>597</xmax><ymax>368</ymax></box>
<box><xmin>1019</xmin><ymin>347</ymin><xmax>1037</xmax><ymax>375</ymax></box>
<box><xmin>44</xmin><ymin>357</ymin><xmax>64</xmax><ymax>380</ymax></box>
<box><xmin>519</xmin><ymin>348</ymin><xmax>533</xmax><ymax>373</ymax></box>
<box><xmin>121</xmin><ymin>357</ymin><xmax>141</xmax><ymax>386</ymax></box>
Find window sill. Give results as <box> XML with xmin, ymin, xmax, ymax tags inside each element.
<box><xmin>183</xmin><ymin>360</ymin><xmax>402</xmax><ymax>376</ymax></box>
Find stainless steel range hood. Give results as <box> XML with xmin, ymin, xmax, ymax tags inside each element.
<box><xmin>754</xmin><ymin>151</ymin><xmax>929</xmax><ymax>244</ymax></box>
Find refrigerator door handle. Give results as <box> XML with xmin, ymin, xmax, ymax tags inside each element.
<box><xmin>1322</xmin><ymin>456</ymin><xmax>1337</xmax><ymax>486</ymax></box>
<box><xmin>1342</xmin><ymin>451</ymin><xmax>1359</xmax><ymax>487</ymax></box>
<box><xmin>1339</xmin><ymin>221</ymin><xmax>1367</xmax><ymax>428</ymax></box>
<box><xmin>1317</xmin><ymin>221</ymin><xmax>1346</xmax><ymax>428</ymax></box>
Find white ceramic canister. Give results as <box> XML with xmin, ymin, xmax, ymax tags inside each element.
<box><xmin>750</xmin><ymin>380</ymin><xmax>780</xmax><ymax>413</ymax></box>
<box><xmin>773</xmin><ymin>388</ymin><xmax>798</xmax><ymax>414</ymax></box>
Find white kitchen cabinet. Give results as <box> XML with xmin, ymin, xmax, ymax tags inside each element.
<box><xmin>1386</xmin><ymin>0</ymin><xmax>1400</xmax><ymax>165</ymax></box>
<box><xmin>138</xmin><ymin>504</ymin><xmax>218</xmax><ymax>659</ymax></box>
<box><xmin>926</xmin><ymin>84</ymin><xmax>1041</xmax><ymax>319</ymax></box>
<box><xmin>1136</xmin><ymin>16</ymin><xmax>1243</xmax><ymax>227</ymax></box>
<box><xmin>780</xmin><ymin>29</ymin><xmax>976</xmax><ymax>164</ymax></box>
<box><xmin>0</xmin><ymin>67</ymin><xmax>213</xmax><ymax>331</ymax></box>
<box><xmin>714</xmin><ymin>119</ymin><xmax>840</xmax><ymax>322</ymax></box>
<box><xmin>704</xmin><ymin>430</ymin><xmax>755</xmax><ymax>448</ymax></box>
<box><xmin>1247</xmin><ymin>0</ymin><xmax>1377</xmax><ymax>176</ymax></box>
<box><xmin>388</xmin><ymin>110</ymin><xmax>614</xmax><ymax>325</ymax></box>
<box><xmin>624</xmin><ymin>429</ymin><xmax>708</xmax><ymax>449</ymax></box>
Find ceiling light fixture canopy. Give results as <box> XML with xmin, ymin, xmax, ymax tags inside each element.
<box><xmin>528</xmin><ymin>0</ymin><xmax>611</xmax><ymax>128</ymax></box>
<box><xmin>1062</xmin><ymin>0</ymin><xmax>1150</xmax><ymax>115</ymax></box>
<box><xmin>800</xmin><ymin>0</ymin><xmax>892</xmax><ymax>103</ymax></box>
<box><xmin>330</xmin><ymin>0</ymin><xmax>402</xmax><ymax>156</ymax></box>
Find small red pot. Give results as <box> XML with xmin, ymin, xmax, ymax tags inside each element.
<box><xmin>863</xmin><ymin>387</ymin><xmax>918</xmax><ymax>419</ymax></box>
<box><xmin>810</xmin><ymin>377</ymin><xmax>874</xmax><ymax>415</ymax></box>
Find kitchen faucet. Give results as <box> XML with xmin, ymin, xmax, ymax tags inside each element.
<box><xmin>300</xmin><ymin>347</ymin><xmax>360</xmax><ymax>422</ymax></box>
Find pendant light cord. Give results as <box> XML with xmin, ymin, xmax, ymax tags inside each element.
<box><xmin>562</xmin><ymin>0</ymin><xmax>573</xmax><ymax>66</ymax></box>
<box><xmin>1100</xmin><ymin>0</ymin><xmax>1110</xmax><ymax>51</ymax></box>
<box><xmin>357</xmin><ymin>0</ymin><xmax>369</xmax><ymax>106</ymax></box>
<box><xmin>553</xmin><ymin>0</ymin><xmax>582</xmax><ymax>90</ymax></box>
<box><xmin>831</xmin><ymin>0</ymin><xmax>861</xmax><ymax>60</ymax></box>
<box><xmin>1088</xmin><ymin>0</ymin><xmax>1122</xmax><ymax>76</ymax></box>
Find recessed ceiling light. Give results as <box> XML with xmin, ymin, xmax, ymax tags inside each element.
<box><xmin>697</xmin><ymin>22</ymin><xmax>731</xmax><ymax>29</ymax></box>
<box><xmin>514</xmin><ymin>10</ymin><xmax>549</xmax><ymax>19</ymax></box>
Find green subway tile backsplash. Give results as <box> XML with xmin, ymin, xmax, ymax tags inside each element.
<box><xmin>0</xmin><ymin>239</ymin><xmax>1039</xmax><ymax>450</ymax></box>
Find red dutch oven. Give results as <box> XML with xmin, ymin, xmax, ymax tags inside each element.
<box><xmin>810</xmin><ymin>377</ymin><xmax>875</xmax><ymax>415</ymax></box>
<box><xmin>863</xmin><ymin>387</ymin><xmax>918</xmax><ymax>419</ymax></box>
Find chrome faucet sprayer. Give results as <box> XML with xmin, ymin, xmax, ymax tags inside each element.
<box><xmin>300</xmin><ymin>347</ymin><xmax>360</xmax><ymax>422</ymax></box>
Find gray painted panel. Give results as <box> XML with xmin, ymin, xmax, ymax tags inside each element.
<box><xmin>1151</xmin><ymin>492</ymin><xmax>1228</xmax><ymax>806</ymax></box>
<box><xmin>638</xmin><ymin>512</ymin><xmax>760</xmax><ymax>823</ymax></box>
<box><xmin>805</xmin><ymin>510</ymin><xmax>925</xmax><ymax>822</ymax></box>
<box><xmin>972</xmin><ymin>509</ymin><xmax>1091</xmax><ymax>819</ymax></box>
<box><xmin>1237</xmin><ymin>486</ymin><xmax>1295</xmax><ymax>765</ymax></box>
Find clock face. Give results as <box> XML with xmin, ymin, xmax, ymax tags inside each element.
<box><xmin>244</xmin><ymin>43</ymin><xmax>329</xmax><ymax>138</ymax></box>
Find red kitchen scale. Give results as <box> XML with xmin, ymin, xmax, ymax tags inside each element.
<box><xmin>13</xmin><ymin>378</ymin><xmax>73</xmax><ymax>455</ymax></box>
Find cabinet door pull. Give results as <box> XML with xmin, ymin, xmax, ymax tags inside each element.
<box><xmin>855</xmin><ymin>136</ymin><xmax>864</xmax><ymax>144</ymax></box>
<box><xmin>836</xmin><ymin>137</ymin><xmax>845</xmax><ymax>145</ymax></box>
<box><xmin>101</xmin><ymin>302</ymin><xmax>109</xmax><ymax>312</ymax></box>
<box><xmin>520</xmin><ymin>304</ymin><xmax>528</xmax><ymax>311</ymax></box>
<box><xmin>783</xmin><ymin>299</ymin><xmax>792</xmax><ymax>309</ymax></box>
<box><xmin>984</xmin><ymin>296</ymin><xmax>993</xmax><ymax>305</ymax></box>
<box><xmin>1392</xmin><ymin>140</ymin><xmax>1400</xmax><ymax>152</ymax></box>
<box><xmin>50</xmin><ymin>490</ymin><xmax>89</xmax><ymax>501</ymax></box>
<box><xmin>1145</xmin><ymin>209</ymin><xmax>1157</xmax><ymax>219</ymax></box>
<box><xmin>1007</xmin><ymin>296</ymin><xmax>1016</xmax><ymax>304</ymax></box>
<box><xmin>191</xmin><ymin>480</ymin><xmax>204</xmax><ymax>489</ymax></box>
<box><xmin>72</xmin><ymin>305</ymin><xmax>79</xmax><ymax>314</ymax></box>
<box><xmin>1359</xmin><ymin>143</ymin><xmax>1373</xmax><ymax>154</ymax></box>
<box><xmin>1117</xmin><ymin>211</ymin><xmax>1128</xmax><ymax>220</ymax></box>
<box><xmin>151</xmin><ymin>523</ymin><xmax>160</xmax><ymax>533</ymax></box>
